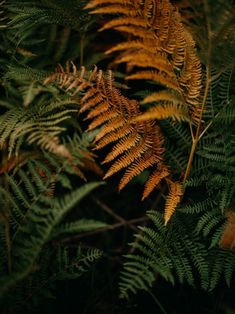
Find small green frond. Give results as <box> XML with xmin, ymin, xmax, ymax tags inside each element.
<box><xmin>51</xmin><ymin>219</ymin><xmax>108</xmax><ymax>239</ymax></box>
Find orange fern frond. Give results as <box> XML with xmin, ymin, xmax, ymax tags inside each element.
<box><xmin>119</xmin><ymin>152</ymin><xmax>157</xmax><ymax>190</ymax></box>
<box><xmin>220</xmin><ymin>211</ymin><xmax>235</xmax><ymax>251</ymax></box>
<box><xmin>45</xmin><ymin>63</ymin><xmax>169</xmax><ymax>198</ymax></box>
<box><xmin>85</xmin><ymin>0</ymin><xmax>202</xmax><ymax>123</ymax></box>
<box><xmin>116</xmin><ymin>52</ymin><xmax>174</xmax><ymax>77</ymax></box>
<box><xmin>88</xmin><ymin>5</ymin><xmax>136</xmax><ymax>16</ymax></box>
<box><xmin>126</xmin><ymin>71</ymin><xmax>181</xmax><ymax>91</ymax></box>
<box><xmin>99</xmin><ymin>17</ymin><xmax>148</xmax><ymax>31</ymax></box>
<box><xmin>164</xmin><ymin>180</ymin><xmax>183</xmax><ymax>225</ymax></box>
<box><xmin>141</xmin><ymin>90</ymin><xmax>184</xmax><ymax>104</ymax></box>
<box><xmin>134</xmin><ymin>103</ymin><xmax>190</xmax><ymax>122</ymax></box>
<box><xmin>102</xmin><ymin>130</ymin><xmax>141</xmax><ymax>164</ymax></box>
<box><xmin>142</xmin><ymin>165</ymin><xmax>169</xmax><ymax>200</ymax></box>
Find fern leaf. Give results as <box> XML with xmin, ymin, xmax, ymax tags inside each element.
<box><xmin>46</xmin><ymin>63</ymin><xmax>169</xmax><ymax>200</ymax></box>
<box><xmin>51</xmin><ymin>219</ymin><xmax>108</xmax><ymax>239</ymax></box>
<box><xmin>220</xmin><ymin>211</ymin><xmax>235</xmax><ymax>250</ymax></box>
<box><xmin>126</xmin><ymin>71</ymin><xmax>181</xmax><ymax>92</ymax></box>
<box><xmin>142</xmin><ymin>166</ymin><xmax>169</xmax><ymax>200</ymax></box>
<box><xmin>86</xmin><ymin>0</ymin><xmax>202</xmax><ymax>123</ymax></box>
<box><xmin>141</xmin><ymin>90</ymin><xmax>185</xmax><ymax>105</ymax></box>
<box><xmin>164</xmin><ymin>181</ymin><xmax>183</xmax><ymax>225</ymax></box>
<box><xmin>119</xmin><ymin>152</ymin><xmax>157</xmax><ymax>190</ymax></box>
<box><xmin>134</xmin><ymin>103</ymin><xmax>190</xmax><ymax>122</ymax></box>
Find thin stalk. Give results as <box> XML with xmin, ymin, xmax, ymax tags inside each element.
<box><xmin>183</xmin><ymin>0</ymin><xmax>212</xmax><ymax>182</ymax></box>
<box><xmin>183</xmin><ymin>68</ymin><xmax>211</xmax><ymax>181</ymax></box>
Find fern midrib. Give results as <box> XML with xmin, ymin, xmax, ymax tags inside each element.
<box><xmin>183</xmin><ymin>0</ymin><xmax>212</xmax><ymax>182</ymax></box>
<box><xmin>183</xmin><ymin>72</ymin><xmax>210</xmax><ymax>182</ymax></box>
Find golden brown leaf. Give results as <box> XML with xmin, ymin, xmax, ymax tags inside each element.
<box><xmin>220</xmin><ymin>211</ymin><xmax>235</xmax><ymax>251</ymax></box>
<box><xmin>164</xmin><ymin>180</ymin><xmax>183</xmax><ymax>225</ymax></box>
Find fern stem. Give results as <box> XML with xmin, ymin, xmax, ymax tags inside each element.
<box><xmin>183</xmin><ymin>67</ymin><xmax>211</xmax><ymax>181</ymax></box>
<box><xmin>58</xmin><ymin>216</ymin><xmax>149</xmax><ymax>243</ymax></box>
<box><xmin>183</xmin><ymin>1</ymin><xmax>212</xmax><ymax>182</ymax></box>
<box><xmin>148</xmin><ymin>291</ymin><xmax>167</xmax><ymax>314</ymax></box>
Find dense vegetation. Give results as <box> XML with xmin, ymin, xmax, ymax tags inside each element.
<box><xmin>0</xmin><ymin>0</ymin><xmax>235</xmax><ymax>313</ymax></box>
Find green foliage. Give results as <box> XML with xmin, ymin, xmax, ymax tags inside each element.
<box><xmin>120</xmin><ymin>211</ymin><xmax>235</xmax><ymax>298</ymax></box>
<box><xmin>118</xmin><ymin>2</ymin><xmax>235</xmax><ymax>301</ymax></box>
<box><xmin>0</xmin><ymin>156</ymin><xmax>104</xmax><ymax>300</ymax></box>
<box><xmin>1</xmin><ymin>0</ymin><xmax>235</xmax><ymax>313</ymax></box>
<box><xmin>119</xmin><ymin>67</ymin><xmax>235</xmax><ymax>300</ymax></box>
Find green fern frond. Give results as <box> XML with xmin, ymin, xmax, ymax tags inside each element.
<box><xmin>51</xmin><ymin>219</ymin><xmax>108</xmax><ymax>239</ymax></box>
<box><xmin>0</xmin><ymin>156</ymin><xmax>104</xmax><ymax>296</ymax></box>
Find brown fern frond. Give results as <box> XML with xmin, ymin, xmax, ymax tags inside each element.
<box><xmin>93</xmin><ymin>117</ymin><xmax>126</xmax><ymax>144</ymax></box>
<box><xmin>141</xmin><ymin>90</ymin><xmax>184</xmax><ymax>104</ymax></box>
<box><xmin>116</xmin><ymin>52</ymin><xmax>174</xmax><ymax>77</ymax></box>
<box><xmin>119</xmin><ymin>152</ymin><xmax>157</xmax><ymax>190</ymax></box>
<box><xmin>100</xmin><ymin>17</ymin><xmax>148</xmax><ymax>31</ymax></box>
<box><xmin>94</xmin><ymin>124</ymin><xmax>132</xmax><ymax>150</ymax></box>
<box><xmin>103</xmin><ymin>136</ymin><xmax>150</xmax><ymax>179</ymax></box>
<box><xmin>134</xmin><ymin>103</ymin><xmax>190</xmax><ymax>122</ymax></box>
<box><xmin>164</xmin><ymin>180</ymin><xmax>183</xmax><ymax>225</ymax></box>
<box><xmin>87</xmin><ymin>109</ymin><xmax>118</xmax><ymax>131</ymax></box>
<box><xmin>45</xmin><ymin>63</ymin><xmax>169</xmax><ymax>198</ymax></box>
<box><xmin>219</xmin><ymin>211</ymin><xmax>235</xmax><ymax>251</ymax></box>
<box><xmin>85</xmin><ymin>0</ymin><xmax>132</xmax><ymax>9</ymax></box>
<box><xmin>142</xmin><ymin>165</ymin><xmax>169</xmax><ymax>200</ymax></box>
<box><xmin>102</xmin><ymin>131</ymin><xmax>141</xmax><ymax>164</ymax></box>
<box><xmin>105</xmin><ymin>40</ymin><xmax>157</xmax><ymax>55</ymax></box>
<box><xmin>86</xmin><ymin>0</ymin><xmax>202</xmax><ymax>123</ymax></box>
<box><xmin>114</xmin><ymin>25</ymin><xmax>154</xmax><ymax>39</ymax></box>
<box><xmin>88</xmin><ymin>5</ymin><xmax>136</xmax><ymax>16</ymax></box>
<box><xmin>126</xmin><ymin>71</ymin><xmax>181</xmax><ymax>91</ymax></box>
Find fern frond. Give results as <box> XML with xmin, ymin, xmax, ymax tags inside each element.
<box><xmin>55</xmin><ymin>247</ymin><xmax>102</xmax><ymax>280</ymax></box>
<box><xmin>134</xmin><ymin>103</ymin><xmax>190</xmax><ymax>123</ymax></box>
<box><xmin>86</xmin><ymin>0</ymin><xmax>202</xmax><ymax>123</ymax></box>
<box><xmin>45</xmin><ymin>63</ymin><xmax>170</xmax><ymax>199</ymax></box>
<box><xmin>51</xmin><ymin>219</ymin><xmax>108</xmax><ymax>239</ymax></box>
<box><xmin>126</xmin><ymin>71</ymin><xmax>181</xmax><ymax>92</ymax></box>
<box><xmin>120</xmin><ymin>211</ymin><xmax>212</xmax><ymax>298</ymax></box>
<box><xmin>0</xmin><ymin>177</ymin><xmax>103</xmax><ymax>295</ymax></box>
<box><xmin>220</xmin><ymin>211</ymin><xmax>235</xmax><ymax>250</ymax></box>
<box><xmin>164</xmin><ymin>180</ymin><xmax>183</xmax><ymax>225</ymax></box>
<box><xmin>142</xmin><ymin>165</ymin><xmax>169</xmax><ymax>200</ymax></box>
<box><xmin>141</xmin><ymin>90</ymin><xmax>185</xmax><ymax>105</ymax></box>
<box><xmin>0</xmin><ymin>98</ymin><xmax>78</xmax><ymax>157</ymax></box>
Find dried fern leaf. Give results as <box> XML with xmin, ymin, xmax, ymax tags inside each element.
<box><xmin>134</xmin><ymin>103</ymin><xmax>190</xmax><ymax>122</ymax></box>
<box><xmin>126</xmin><ymin>71</ymin><xmax>181</xmax><ymax>91</ymax></box>
<box><xmin>220</xmin><ymin>211</ymin><xmax>235</xmax><ymax>250</ymax></box>
<box><xmin>164</xmin><ymin>180</ymin><xmax>183</xmax><ymax>225</ymax></box>
<box><xmin>45</xmin><ymin>63</ymin><xmax>169</xmax><ymax>199</ymax></box>
<box><xmin>119</xmin><ymin>152</ymin><xmax>157</xmax><ymax>190</ymax></box>
<box><xmin>93</xmin><ymin>117</ymin><xmax>126</xmax><ymax>143</ymax></box>
<box><xmin>88</xmin><ymin>5</ymin><xmax>135</xmax><ymax>16</ymax></box>
<box><xmin>85</xmin><ymin>0</ymin><xmax>132</xmax><ymax>9</ymax></box>
<box><xmin>86</xmin><ymin>0</ymin><xmax>202</xmax><ymax>123</ymax></box>
<box><xmin>141</xmin><ymin>90</ymin><xmax>184</xmax><ymax>104</ymax></box>
<box><xmin>116</xmin><ymin>52</ymin><xmax>174</xmax><ymax>77</ymax></box>
<box><xmin>100</xmin><ymin>17</ymin><xmax>148</xmax><ymax>31</ymax></box>
<box><xmin>102</xmin><ymin>131</ymin><xmax>141</xmax><ymax>164</ymax></box>
<box><xmin>142</xmin><ymin>165</ymin><xmax>169</xmax><ymax>200</ymax></box>
<box><xmin>105</xmin><ymin>40</ymin><xmax>157</xmax><ymax>55</ymax></box>
<box><xmin>103</xmin><ymin>138</ymin><xmax>150</xmax><ymax>179</ymax></box>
